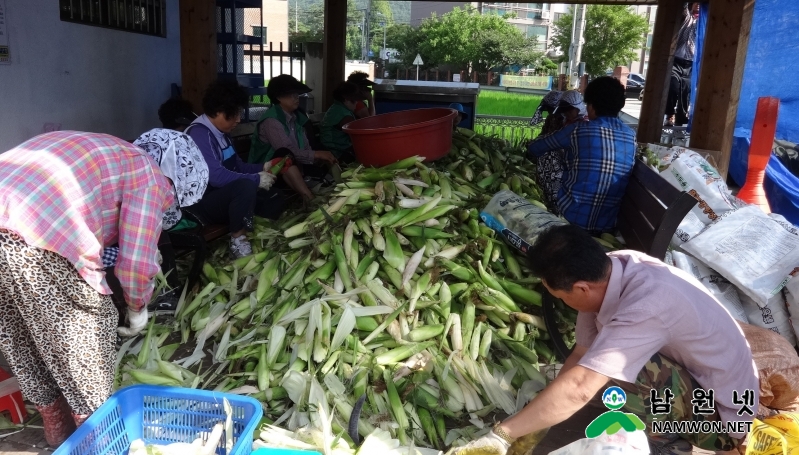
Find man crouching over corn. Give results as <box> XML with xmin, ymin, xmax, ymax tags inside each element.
<box><xmin>450</xmin><ymin>224</ymin><xmax>799</xmax><ymax>455</ymax></box>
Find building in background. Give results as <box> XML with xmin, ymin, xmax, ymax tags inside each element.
<box><xmin>627</xmin><ymin>5</ymin><xmax>656</xmax><ymax>76</ymax></box>
<box><xmin>244</xmin><ymin>0</ymin><xmax>289</xmax><ymax>51</ymax></box>
<box><xmin>480</xmin><ymin>3</ymin><xmax>569</xmax><ymax>53</ymax></box>
<box><xmin>410</xmin><ymin>2</ymin><xmax>475</xmax><ymax>26</ymax></box>
<box><xmin>409</xmin><ymin>2</ymin><xmax>568</xmax><ymax>55</ymax></box>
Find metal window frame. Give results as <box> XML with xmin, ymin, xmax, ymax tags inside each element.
<box><xmin>59</xmin><ymin>0</ymin><xmax>166</xmax><ymax>38</ymax></box>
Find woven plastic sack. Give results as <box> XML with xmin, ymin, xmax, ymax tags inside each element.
<box><xmin>548</xmin><ymin>430</ymin><xmax>649</xmax><ymax>455</ymax></box>
<box><xmin>682</xmin><ymin>205</ymin><xmax>799</xmax><ymax>307</ymax></box>
<box><xmin>480</xmin><ymin>190</ymin><xmax>567</xmax><ymax>254</ymax></box>
<box><xmin>657</xmin><ymin>147</ymin><xmax>744</xmax><ymax>246</ymax></box>
<box><xmin>741</xmin><ymin>291</ymin><xmax>797</xmax><ymax>347</ymax></box>
<box><xmin>739</xmin><ymin>323</ymin><xmax>799</xmax><ymax>414</ymax></box>
<box><xmin>670</xmin><ymin>251</ymin><xmax>748</xmax><ymax>323</ymax></box>
<box><xmin>745</xmin><ymin>414</ymin><xmax>799</xmax><ymax>455</ymax></box>
<box><xmin>783</xmin><ymin>278</ymin><xmax>799</xmax><ymax>348</ymax></box>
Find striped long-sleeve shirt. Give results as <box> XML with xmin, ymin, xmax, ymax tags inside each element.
<box><xmin>0</xmin><ymin>131</ymin><xmax>173</xmax><ymax>311</ymax></box>
<box><xmin>527</xmin><ymin>117</ymin><xmax>636</xmax><ymax>233</ymax></box>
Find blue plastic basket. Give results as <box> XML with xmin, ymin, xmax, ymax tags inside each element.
<box><xmin>53</xmin><ymin>385</ymin><xmax>263</xmax><ymax>455</ymax></box>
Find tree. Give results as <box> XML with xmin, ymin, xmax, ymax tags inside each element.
<box><xmin>550</xmin><ymin>6</ymin><xmax>649</xmax><ymax>76</ymax></box>
<box><xmin>395</xmin><ymin>6</ymin><xmax>543</xmax><ymax>73</ymax></box>
<box><xmin>288</xmin><ymin>0</ymin><xmax>365</xmax><ymax>59</ymax></box>
<box><xmin>368</xmin><ymin>0</ymin><xmax>394</xmax><ymax>56</ymax></box>
<box><xmin>385</xmin><ymin>24</ymin><xmax>422</xmax><ymax>65</ymax></box>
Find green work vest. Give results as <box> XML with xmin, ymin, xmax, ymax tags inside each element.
<box><xmin>320</xmin><ymin>101</ymin><xmax>355</xmax><ymax>156</ymax></box>
<box><xmin>249</xmin><ymin>105</ymin><xmax>308</xmax><ymax>164</ymax></box>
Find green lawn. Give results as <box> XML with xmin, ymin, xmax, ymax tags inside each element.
<box><xmin>477</xmin><ymin>90</ymin><xmax>542</xmax><ymax>118</ymax></box>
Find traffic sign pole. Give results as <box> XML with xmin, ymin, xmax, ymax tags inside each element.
<box><xmin>413</xmin><ymin>54</ymin><xmax>424</xmax><ymax>81</ymax></box>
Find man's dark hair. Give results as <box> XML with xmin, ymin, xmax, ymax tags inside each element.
<box><xmin>201</xmin><ymin>79</ymin><xmax>249</xmax><ymax>120</ymax></box>
<box><xmin>333</xmin><ymin>82</ymin><xmax>362</xmax><ymax>103</ymax></box>
<box><xmin>583</xmin><ymin>76</ymin><xmax>626</xmax><ymax>117</ymax></box>
<box><xmin>158</xmin><ymin>97</ymin><xmax>195</xmax><ymax>129</ymax></box>
<box><xmin>527</xmin><ymin>225</ymin><xmax>611</xmax><ymax>291</ymax></box>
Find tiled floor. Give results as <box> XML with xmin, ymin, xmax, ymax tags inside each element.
<box><xmin>0</xmin><ymin>427</ymin><xmax>50</xmax><ymax>455</ymax></box>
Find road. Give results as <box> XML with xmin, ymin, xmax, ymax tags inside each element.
<box><xmin>623</xmin><ymin>98</ymin><xmax>642</xmax><ymax>120</ymax></box>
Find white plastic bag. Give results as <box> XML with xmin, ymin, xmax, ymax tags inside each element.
<box><xmin>682</xmin><ymin>205</ymin><xmax>799</xmax><ymax>307</ymax></box>
<box><xmin>480</xmin><ymin>190</ymin><xmax>567</xmax><ymax>254</ymax></box>
<box><xmin>740</xmin><ymin>291</ymin><xmax>797</xmax><ymax>346</ymax></box>
<box><xmin>670</xmin><ymin>251</ymin><xmax>748</xmax><ymax>323</ymax></box>
<box><xmin>783</xmin><ymin>278</ymin><xmax>799</xmax><ymax>344</ymax></box>
<box><xmin>548</xmin><ymin>430</ymin><xmax>649</xmax><ymax>455</ymax></box>
<box><xmin>657</xmin><ymin>148</ymin><xmax>744</xmax><ymax>246</ymax></box>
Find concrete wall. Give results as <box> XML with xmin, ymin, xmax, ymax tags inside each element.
<box><xmin>0</xmin><ymin>0</ymin><xmax>181</xmax><ymax>151</ymax></box>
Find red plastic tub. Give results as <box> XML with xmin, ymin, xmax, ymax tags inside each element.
<box><xmin>342</xmin><ymin>108</ymin><xmax>457</xmax><ymax>167</ymax></box>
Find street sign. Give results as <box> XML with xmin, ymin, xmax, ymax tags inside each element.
<box><xmin>413</xmin><ymin>54</ymin><xmax>423</xmax><ymax>81</ymax></box>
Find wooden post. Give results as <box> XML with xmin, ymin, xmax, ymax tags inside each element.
<box><xmin>323</xmin><ymin>0</ymin><xmax>347</xmax><ymax>110</ymax></box>
<box><xmin>180</xmin><ymin>0</ymin><xmax>217</xmax><ymax>113</ymax></box>
<box><xmin>690</xmin><ymin>0</ymin><xmax>755</xmax><ymax>178</ymax></box>
<box><xmin>636</xmin><ymin>0</ymin><xmax>684</xmax><ymax>144</ymax></box>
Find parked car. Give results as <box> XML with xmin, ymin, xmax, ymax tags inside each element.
<box><xmin>625</xmin><ymin>79</ymin><xmax>645</xmax><ymax>99</ymax></box>
<box><xmin>628</xmin><ymin>73</ymin><xmax>646</xmax><ymax>85</ymax></box>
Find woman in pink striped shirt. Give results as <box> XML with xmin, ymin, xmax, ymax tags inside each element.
<box><xmin>0</xmin><ymin>131</ymin><xmax>173</xmax><ymax>447</ymax></box>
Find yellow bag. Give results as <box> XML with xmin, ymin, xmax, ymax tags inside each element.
<box><xmin>746</xmin><ymin>413</ymin><xmax>799</xmax><ymax>455</ymax></box>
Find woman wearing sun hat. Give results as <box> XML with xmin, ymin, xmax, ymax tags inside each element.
<box><xmin>530</xmin><ymin>90</ymin><xmax>589</xmax><ymax>210</ymax></box>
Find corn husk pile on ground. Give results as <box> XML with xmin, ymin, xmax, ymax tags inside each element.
<box><xmin>117</xmin><ymin>129</ymin><xmax>588</xmax><ymax>454</ymax></box>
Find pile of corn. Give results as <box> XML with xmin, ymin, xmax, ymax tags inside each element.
<box><xmin>117</xmin><ymin>129</ymin><xmax>579</xmax><ymax>452</ymax></box>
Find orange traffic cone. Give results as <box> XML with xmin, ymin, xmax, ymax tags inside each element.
<box><xmin>737</xmin><ymin>97</ymin><xmax>780</xmax><ymax>212</ymax></box>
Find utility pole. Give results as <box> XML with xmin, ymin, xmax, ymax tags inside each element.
<box><xmin>361</xmin><ymin>16</ymin><xmax>366</xmax><ymax>61</ymax></box>
<box><xmin>567</xmin><ymin>4</ymin><xmax>587</xmax><ymax>89</ymax></box>
<box><xmin>365</xmin><ymin>0</ymin><xmax>372</xmax><ymax>60</ymax></box>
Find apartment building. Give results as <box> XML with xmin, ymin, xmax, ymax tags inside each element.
<box><xmin>480</xmin><ymin>3</ymin><xmax>569</xmax><ymax>52</ymax></box>
<box><xmin>410</xmin><ymin>2</ymin><xmax>568</xmax><ymax>54</ymax></box>
<box><xmin>244</xmin><ymin>0</ymin><xmax>289</xmax><ymax>51</ymax></box>
<box><xmin>410</xmin><ymin>2</ymin><xmax>474</xmax><ymax>26</ymax></box>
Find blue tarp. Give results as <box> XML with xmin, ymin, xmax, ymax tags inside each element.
<box><xmin>729</xmin><ymin>0</ymin><xmax>799</xmax><ymax>224</ymax></box>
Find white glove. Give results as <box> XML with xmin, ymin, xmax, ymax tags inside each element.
<box><xmin>258</xmin><ymin>171</ymin><xmax>276</xmax><ymax>191</ymax></box>
<box><xmin>118</xmin><ymin>307</ymin><xmax>149</xmax><ymax>337</ymax></box>
<box><xmin>447</xmin><ymin>431</ymin><xmax>511</xmax><ymax>455</ymax></box>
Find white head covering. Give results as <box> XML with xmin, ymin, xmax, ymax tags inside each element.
<box><xmin>133</xmin><ymin>129</ymin><xmax>209</xmax><ymax>229</ymax></box>
<box><xmin>530</xmin><ymin>90</ymin><xmax>563</xmax><ymax>126</ymax></box>
<box><xmin>554</xmin><ymin>90</ymin><xmax>588</xmax><ymax>118</ymax></box>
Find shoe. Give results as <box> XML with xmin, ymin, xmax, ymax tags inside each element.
<box><xmin>649</xmin><ymin>436</ymin><xmax>693</xmax><ymax>455</ymax></box>
<box><xmin>36</xmin><ymin>395</ymin><xmax>77</xmax><ymax>447</ymax></box>
<box><xmin>230</xmin><ymin>234</ymin><xmax>253</xmax><ymax>259</ymax></box>
<box><xmin>147</xmin><ymin>290</ymin><xmax>179</xmax><ymax>315</ymax></box>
